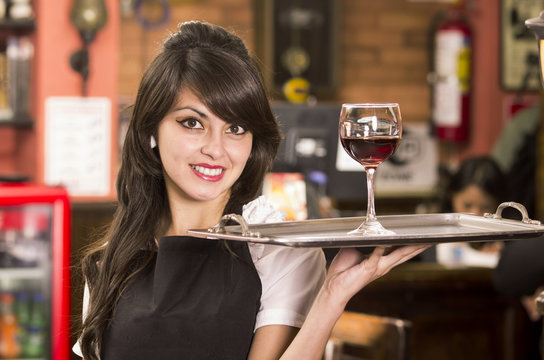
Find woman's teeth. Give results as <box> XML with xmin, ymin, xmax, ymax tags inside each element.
<box><xmin>192</xmin><ymin>165</ymin><xmax>223</xmax><ymax>176</ymax></box>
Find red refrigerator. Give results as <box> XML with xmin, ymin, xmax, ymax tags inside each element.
<box><xmin>0</xmin><ymin>183</ymin><xmax>70</xmax><ymax>360</ymax></box>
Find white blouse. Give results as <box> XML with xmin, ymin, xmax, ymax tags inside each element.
<box><xmin>243</xmin><ymin>196</ymin><xmax>326</xmax><ymax>329</ymax></box>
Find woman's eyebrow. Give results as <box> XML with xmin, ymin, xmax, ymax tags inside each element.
<box><xmin>174</xmin><ymin>106</ymin><xmax>208</xmax><ymax>118</ymax></box>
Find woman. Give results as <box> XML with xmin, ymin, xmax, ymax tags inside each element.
<box><xmin>74</xmin><ymin>21</ymin><xmax>428</xmax><ymax>360</ymax></box>
<box><xmin>436</xmin><ymin>156</ymin><xmax>508</xmax><ymax>266</ymax></box>
<box><xmin>441</xmin><ymin>156</ymin><xmax>509</xmax><ymax>217</ymax></box>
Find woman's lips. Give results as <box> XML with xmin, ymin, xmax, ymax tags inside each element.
<box><xmin>191</xmin><ymin>164</ymin><xmax>225</xmax><ymax>182</ymax></box>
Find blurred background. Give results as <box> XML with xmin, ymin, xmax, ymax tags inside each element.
<box><xmin>0</xmin><ymin>0</ymin><xmax>544</xmax><ymax>359</ymax></box>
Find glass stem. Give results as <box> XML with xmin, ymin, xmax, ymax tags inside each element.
<box><xmin>365</xmin><ymin>167</ymin><xmax>377</xmax><ymax>223</ymax></box>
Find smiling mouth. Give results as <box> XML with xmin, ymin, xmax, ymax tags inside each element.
<box><xmin>191</xmin><ymin>165</ymin><xmax>224</xmax><ymax>177</ymax></box>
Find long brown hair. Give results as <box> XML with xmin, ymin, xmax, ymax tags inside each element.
<box><xmin>79</xmin><ymin>21</ymin><xmax>281</xmax><ymax>359</ymax></box>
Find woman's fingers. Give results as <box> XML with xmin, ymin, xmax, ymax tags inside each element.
<box><xmin>326</xmin><ymin>244</ymin><xmax>432</xmax><ymax>302</ymax></box>
<box><xmin>373</xmin><ymin>244</ymin><xmax>430</xmax><ymax>275</ymax></box>
<box><xmin>328</xmin><ymin>248</ymin><xmax>365</xmax><ymax>274</ymax></box>
<box><xmin>330</xmin><ymin>244</ymin><xmax>430</xmax><ymax>278</ymax></box>
<box><xmin>362</xmin><ymin>246</ymin><xmax>386</xmax><ymax>274</ymax></box>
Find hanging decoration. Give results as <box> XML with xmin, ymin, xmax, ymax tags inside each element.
<box><xmin>69</xmin><ymin>0</ymin><xmax>108</xmax><ymax>96</ymax></box>
<box><xmin>134</xmin><ymin>0</ymin><xmax>171</xmax><ymax>30</ymax></box>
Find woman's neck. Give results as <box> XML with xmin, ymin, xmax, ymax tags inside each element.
<box><xmin>163</xmin><ymin>195</ymin><xmax>229</xmax><ymax>237</ymax></box>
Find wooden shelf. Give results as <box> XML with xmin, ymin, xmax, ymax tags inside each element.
<box><xmin>0</xmin><ymin>116</ymin><xmax>34</xmax><ymax>128</ymax></box>
<box><xmin>0</xmin><ymin>18</ymin><xmax>35</xmax><ymax>31</ymax></box>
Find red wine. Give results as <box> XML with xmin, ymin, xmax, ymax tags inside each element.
<box><xmin>341</xmin><ymin>136</ymin><xmax>400</xmax><ymax>166</ymax></box>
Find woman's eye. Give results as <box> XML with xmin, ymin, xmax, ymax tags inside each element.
<box><xmin>463</xmin><ymin>202</ymin><xmax>474</xmax><ymax>209</ymax></box>
<box><xmin>227</xmin><ymin>124</ymin><xmax>246</xmax><ymax>135</ymax></box>
<box><xmin>178</xmin><ymin>118</ymin><xmax>203</xmax><ymax>129</ymax></box>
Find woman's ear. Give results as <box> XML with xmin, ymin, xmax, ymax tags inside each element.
<box><xmin>150</xmin><ymin>136</ymin><xmax>157</xmax><ymax>149</ymax></box>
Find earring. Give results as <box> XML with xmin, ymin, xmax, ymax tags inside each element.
<box><xmin>150</xmin><ymin>135</ymin><xmax>157</xmax><ymax>149</ymax></box>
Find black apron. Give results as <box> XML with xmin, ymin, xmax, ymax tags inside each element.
<box><xmin>101</xmin><ymin>236</ymin><xmax>262</xmax><ymax>359</ymax></box>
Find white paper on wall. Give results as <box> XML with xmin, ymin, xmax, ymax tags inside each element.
<box><xmin>44</xmin><ymin>96</ymin><xmax>111</xmax><ymax>197</ymax></box>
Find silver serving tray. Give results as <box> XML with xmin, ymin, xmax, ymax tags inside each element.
<box><xmin>187</xmin><ymin>202</ymin><xmax>544</xmax><ymax>248</ymax></box>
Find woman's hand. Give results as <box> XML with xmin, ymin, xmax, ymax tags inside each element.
<box><xmin>278</xmin><ymin>244</ymin><xmax>431</xmax><ymax>360</ymax></box>
<box><xmin>323</xmin><ymin>245</ymin><xmax>431</xmax><ymax>307</ymax></box>
<box><xmin>521</xmin><ymin>286</ymin><xmax>544</xmax><ymax>321</ymax></box>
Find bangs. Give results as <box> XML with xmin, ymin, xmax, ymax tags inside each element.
<box><xmin>184</xmin><ymin>48</ymin><xmax>266</xmax><ymax>133</ymax></box>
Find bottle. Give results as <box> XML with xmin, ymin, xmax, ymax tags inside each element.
<box><xmin>0</xmin><ymin>293</ymin><xmax>21</xmax><ymax>358</ymax></box>
<box><xmin>23</xmin><ymin>291</ymin><xmax>47</xmax><ymax>357</ymax></box>
<box><xmin>9</xmin><ymin>0</ymin><xmax>33</xmax><ymax>20</ymax></box>
<box><xmin>0</xmin><ymin>211</ymin><xmax>22</xmax><ymax>268</ymax></box>
<box><xmin>8</xmin><ymin>207</ymin><xmax>49</xmax><ymax>268</ymax></box>
<box><xmin>0</xmin><ymin>1</ymin><xmax>6</xmax><ymax>19</ymax></box>
<box><xmin>15</xmin><ymin>291</ymin><xmax>30</xmax><ymax>353</ymax></box>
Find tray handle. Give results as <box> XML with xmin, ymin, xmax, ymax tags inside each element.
<box><xmin>208</xmin><ymin>214</ymin><xmax>261</xmax><ymax>238</ymax></box>
<box><xmin>484</xmin><ymin>202</ymin><xmax>541</xmax><ymax>225</ymax></box>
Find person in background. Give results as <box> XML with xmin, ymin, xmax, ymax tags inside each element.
<box><xmin>436</xmin><ymin>153</ymin><xmax>542</xmax><ymax>358</ymax></box>
<box><xmin>72</xmin><ymin>21</ymin><xmax>428</xmax><ymax>360</ymax></box>
<box><xmin>435</xmin><ymin>156</ymin><xmax>509</xmax><ymax>267</ymax></box>
<box><xmin>491</xmin><ymin>105</ymin><xmax>538</xmax><ymax>219</ymax></box>
<box><xmin>440</xmin><ymin>156</ymin><xmax>509</xmax><ymax>219</ymax></box>
<box><xmin>494</xmin><ymin>238</ymin><xmax>544</xmax><ymax>321</ymax></box>
<box><xmin>489</xmin><ymin>104</ymin><xmax>544</xmax><ymax>317</ymax></box>
<box><xmin>491</xmin><ymin>105</ymin><xmax>544</xmax><ymax>359</ymax></box>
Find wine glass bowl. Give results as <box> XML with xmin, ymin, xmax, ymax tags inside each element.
<box><xmin>339</xmin><ymin>103</ymin><xmax>402</xmax><ymax>235</ymax></box>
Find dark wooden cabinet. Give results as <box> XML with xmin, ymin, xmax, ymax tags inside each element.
<box><xmin>346</xmin><ymin>263</ymin><xmax>541</xmax><ymax>360</ymax></box>
<box><xmin>0</xmin><ymin>18</ymin><xmax>35</xmax><ymax>179</ymax></box>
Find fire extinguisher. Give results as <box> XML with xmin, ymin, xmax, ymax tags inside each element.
<box><xmin>430</xmin><ymin>2</ymin><xmax>472</xmax><ymax>142</ymax></box>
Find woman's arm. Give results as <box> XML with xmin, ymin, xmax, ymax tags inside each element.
<box><xmin>249</xmin><ymin>244</ymin><xmax>429</xmax><ymax>360</ymax></box>
<box><xmin>248</xmin><ymin>325</ymin><xmax>299</xmax><ymax>360</ymax></box>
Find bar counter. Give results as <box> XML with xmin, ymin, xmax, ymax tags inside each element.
<box><xmin>345</xmin><ymin>262</ymin><xmax>541</xmax><ymax>360</ymax></box>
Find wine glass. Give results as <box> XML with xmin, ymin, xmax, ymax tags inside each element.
<box><xmin>339</xmin><ymin>103</ymin><xmax>402</xmax><ymax>235</ymax></box>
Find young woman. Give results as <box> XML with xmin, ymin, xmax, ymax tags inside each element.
<box><xmin>73</xmin><ymin>21</ymin><xmax>428</xmax><ymax>360</ymax></box>
<box><xmin>435</xmin><ymin>156</ymin><xmax>508</xmax><ymax>266</ymax></box>
<box><xmin>441</xmin><ymin>156</ymin><xmax>509</xmax><ymax>218</ymax></box>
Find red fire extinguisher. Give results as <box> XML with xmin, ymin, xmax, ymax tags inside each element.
<box><xmin>431</xmin><ymin>2</ymin><xmax>472</xmax><ymax>142</ymax></box>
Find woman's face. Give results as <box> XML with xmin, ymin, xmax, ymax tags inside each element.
<box><xmin>157</xmin><ymin>89</ymin><xmax>253</xmax><ymax>205</ymax></box>
<box><xmin>452</xmin><ymin>185</ymin><xmax>498</xmax><ymax>216</ymax></box>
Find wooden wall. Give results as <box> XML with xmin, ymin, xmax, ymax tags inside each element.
<box><xmin>118</xmin><ymin>0</ymin><xmax>531</xmax><ymax>165</ymax></box>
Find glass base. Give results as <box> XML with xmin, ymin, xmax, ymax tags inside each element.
<box><xmin>348</xmin><ymin>219</ymin><xmax>396</xmax><ymax>236</ymax></box>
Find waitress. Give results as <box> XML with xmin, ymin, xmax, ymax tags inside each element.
<box><xmin>73</xmin><ymin>21</ymin><xmax>429</xmax><ymax>360</ymax></box>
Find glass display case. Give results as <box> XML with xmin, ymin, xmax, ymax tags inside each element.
<box><xmin>0</xmin><ymin>182</ymin><xmax>70</xmax><ymax>360</ymax></box>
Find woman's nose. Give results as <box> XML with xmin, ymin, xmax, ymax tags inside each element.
<box><xmin>201</xmin><ymin>131</ymin><xmax>225</xmax><ymax>158</ymax></box>
<box><xmin>468</xmin><ymin>205</ymin><xmax>485</xmax><ymax>216</ymax></box>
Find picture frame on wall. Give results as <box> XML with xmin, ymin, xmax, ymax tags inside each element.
<box><xmin>253</xmin><ymin>0</ymin><xmax>340</xmax><ymax>100</ymax></box>
<box><xmin>501</xmin><ymin>0</ymin><xmax>543</xmax><ymax>91</ymax></box>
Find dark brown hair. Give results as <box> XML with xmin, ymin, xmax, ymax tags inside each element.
<box><xmin>79</xmin><ymin>21</ymin><xmax>280</xmax><ymax>359</ymax></box>
<box><xmin>441</xmin><ymin>156</ymin><xmax>508</xmax><ymax>213</ymax></box>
